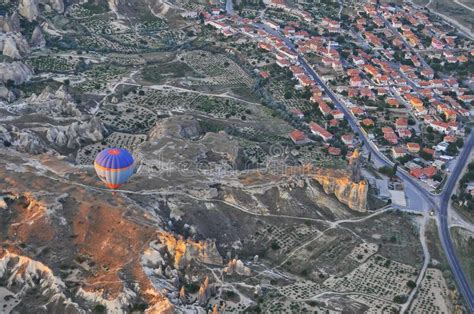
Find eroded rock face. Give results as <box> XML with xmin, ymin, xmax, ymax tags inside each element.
<box><xmin>27</xmin><ymin>85</ymin><xmax>81</xmax><ymax>117</ymax></box>
<box><xmin>0</xmin><ymin>251</ymin><xmax>83</xmax><ymax>313</ymax></box>
<box><xmin>18</xmin><ymin>0</ymin><xmax>40</xmax><ymax>22</ymax></box>
<box><xmin>224</xmin><ymin>259</ymin><xmax>251</xmax><ymax>276</ymax></box>
<box><xmin>0</xmin><ymin>61</ymin><xmax>33</xmax><ymax>85</ymax></box>
<box><xmin>46</xmin><ymin>117</ymin><xmax>105</xmax><ymax>149</ymax></box>
<box><xmin>47</xmin><ymin>0</ymin><xmax>65</xmax><ymax>13</ymax></box>
<box><xmin>1</xmin><ymin>33</ymin><xmax>31</xmax><ymax>59</ymax></box>
<box><xmin>156</xmin><ymin>232</ymin><xmax>223</xmax><ymax>269</ymax></box>
<box><xmin>18</xmin><ymin>0</ymin><xmax>65</xmax><ymax>21</ymax></box>
<box><xmin>31</xmin><ymin>25</ymin><xmax>46</xmax><ymax>48</ymax></box>
<box><xmin>0</xmin><ymin>84</ymin><xmax>17</xmax><ymax>102</ymax></box>
<box><xmin>313</xmin><ymin>169</ymin><xmax>368</xmax><ymax>212</ymax></box>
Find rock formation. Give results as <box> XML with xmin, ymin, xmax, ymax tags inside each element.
<box><xmin>1</xmin><ymin>33</ymin><xmax>31</xmax><ymax>59</ymax></box>
<box><xmin>46</xmin><ymin>117</ymin><xmax>105</xmax><ymax>149</ymax></box>
<box><xmin>48</xmin><ymin>0</ymin><xmax>65</xmax><ymax>14</ymax></box>
<box><xmin>18</xmin><ymin>0</ymin><xmax>65</xmax><ymax>21</ymax></box>
<box><xmin>157</xmin><ymin>232</ymin><xmax>223</xmax><ymax>269</ymax></box>
<box><xmin>2</xmin><ymin>127</ymin><xmax>46</xmax><ymax>154</ymax></box>
<box><xmin>18</xmin><ymin>0</ymin><xmax>40</xmax><ymax>22</ymax></box>
<box><xmin>0</xmin><ymin>84</ymin><xmax>16</xmax><ymax>102</ymax></box>
<box><xmin>313</xmin><ymin>169</ymin><xmax>368</xmax><ymax>212</ymax></box>
<box><xmin>197</xmin><ymin>276</ymin><xmax>210</xmax><ymax>306</ymax></box>
<box><xmin>179</xmin><ymin>286</ymin><xmax>187</xmax><ymax>303</ymax></box>
<box><xmin>1</xmin><ymin>13</ymin><xmax>21</xmax><ymax>33</ymax></box>
<box><xmin>31</xmin><ymin>25</ymin><xmax>46</xmax><ymax>48</ymax></box>
<box><xmin>3</xmin><ymin>36</ymin><xmax>21</xmax><ymax>59</ymax></box>
<box><xmin>0</xmin><ymin>251</ymin><xmax>82</xmax><ymax>313</ymax></box>
<box><xmin>0</xmin><ymin>61</ymin><xmax>33</xmax><ymax>85</ymax></box>
<box><xmin>27</xmin><ymin>85</ymin><xmax>81</xmax><ymax>117</ymax></box>
<box><xmin>224</xmin><ymin>259</ymin><xmax>251</xmax><ymax>276</ymax></box>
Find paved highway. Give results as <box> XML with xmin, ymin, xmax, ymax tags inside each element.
<box><xmin>256</xmin><ymin>23</ymin><xmax>474</xmax><ymax>311</ymax></box>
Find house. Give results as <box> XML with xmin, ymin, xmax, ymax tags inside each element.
<box><xmin>264</xmin><ymin>19</ymin><xmax>280</xmax><ymax>30</ymax></box>
<box><xmin>258</xmin><ymin>42</ymin><xmax>272</xmax><ymax>51</ymax></box>
<box><xmin>279</xmin><ymin>47</ymin><xmax>298</xmax><ymax>60</ymax></box>
<box><xmin>431</xmin><ymin>37</ymin><xmax>444</xmax><ymax>49</ymax></box>
<box><xmin>443</xmin><ymin>135</ymin><xmax>456</xmax><ymax>143</ymax></box>
<box><xmin>392</xmin><ymin>146</ymin><xmax>407</xmax><ymax>159</ymax></box>
<box><xmin>328</xmin><ymin>119</ymin><xmax>339</xmax><ymax>127</ymax></box>
<box><xmin>430</xmin><ymin>120</ymin><xmax>450</xmax><ymax>134</ymax></box>
<box><xmin>350</xmin><ymin>76</ymin><xmax>363</xmax><ymax>87</ymax></box>
<box><xmin>331</xmin><ymin>109</ymin><xmax>344</xmax><ymax>120</ymax></box>
<box><xmin>309</xmin><ymin>122</ymin><xmax>333</xmax><ymax>141</ymax></box>
<box><xmin>290</xmin><ymin>108</ymin><xmax>304</xmax><ymax>119</ymax></box>
<box><xmin>407</xmin><ymin>142</ymin><xmax>421</xmax><ymax>153</ymax></box>
<box><xmin>260</xmin><ymin>71</ymin><xmax>270</xmax><ymax>79</ymax></box>
<box><xmin>267</xmin><ymin>0</ymin><xmax>287</xmax><ymax>10</ymax></box>
<box><xmin>297</xmin><ymin>75</ymin><xmax>313</xmax><ymax>87</ymax></box>
<box><xmin>395</xmin><ymin>117</ymin><xmax>408</xmax><ymax>129</ymax></box>
<box><xmin>342</xmin><ymin>134</ymin><xmax>354</xmax><ymax>146</ymax></box>
<box><xmin>384</xmin><ymin>133</ymin><xmax>398</xmax><ymax>145</ymax></box>
<box><xmin>422</xmin><ymin>166</ymin><xmax>437</xmax><ymax>179</ymax></box>
<box><xmin>361</xmin><ymin>118</ymin><xmax>374</xmax><ymax>127</ymax></box>
<box><xmin>466</xmin><ymin>182</ymin><xmax>474</xmax><ymax>196</ymax></box>
<box><xmin>206</xmin><ymin>20</ymin><xmax>226</xmax><ymax>30</ymax></box>
<box><xmin>382</xmin><ymin>127</ymin><xmax>395</xmax><ymax>134</ymax></box>
<box><xmin>398</xmin><ymin>128</ymin><xmax>412</xmax><ymax>139</ymax></box>
<box><xmin>423</xmin><ymin>147</ymin><xmax>435</xmax><ymax>157</ymax></box>
<box><xmin>318</xmin><ymin>102</ymin><xmax>332</xmax><ymax>116</ymax></box>
<box><xmin>276</xmin><ymin>59</ymin><xmax>291</xmax><ymax>68</ymax></box>
<box><xmin>410</xmin><ymin>166</ymin><xmax>436</xmax><ymax>179</ymax></box>
<box><xmin>328</xmin><ymin>146</ymin><xmax>341</xmax><ymax>156</ymax></box>
<box><xmin>222</xmin><ymin>28</ymin><xmax>234</xmax><ymax>37</ymax></box>
<box><xmin>351</xmin><ymin>107</ymin><xmax>365</xmax><ymax>116</ymax></box>
<box><xmin>410</xmin><ymin>167</ymin><xmax>423</xmax><ymax>179</ymax></box>
<box><xmin>387</xmin><ymin>98</ymin><xmax>399</xmax><ymax>108</ymax></box>
<box><xmin>289</xmin><ymin>130</ymin><xmax>307</xmax><ymax>144</ymax></box>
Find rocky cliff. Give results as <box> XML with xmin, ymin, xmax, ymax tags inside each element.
<box><xmin>0</xmin><ymin>61</ymin><xmax>33</xmax><ymax>85</ymax></box>
<box><xmin>157</xmin><ymin>232</ymin><xmax>223</xmax><ymax>269</ymax></box>
<box><xmin>313</xmin><ymin>169</ymin><xmax>368</xmax><ymax>212</ymax></box>
<box><xmin>0</xmin><ymin>251</ymin><xmax>83</xmax><ymax>313</ymax></box>
<box><xmin>18</xmin><ymin>0</ymin><xmax>65</xmax><ymax>21</ymax></box>
<box><xmin>46</xmin><ymin>117</ymin><xmax>105</xmax><ymax>149</ymax></box>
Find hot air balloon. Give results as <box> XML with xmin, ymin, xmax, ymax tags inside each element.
<box><xmin>94</xmin><ymin>148</ymin><xmax>135</xmax><ymax>189</ymax></box>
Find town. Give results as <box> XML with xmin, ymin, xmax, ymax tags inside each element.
<box><xmin>0</xmin><ymin>0</ymin><xmax>473</xmax><ymax>313</ymax></box>
<box><xmin>201</xmin><ymin>0</ymin><xmax>472</xmax><ymax>193</ymax></box>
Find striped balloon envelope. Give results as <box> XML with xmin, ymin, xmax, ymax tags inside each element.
<box><xmin>94</xmin><ymin>148</ymin><xmax>135</xmax><ymax>189</ymax></box>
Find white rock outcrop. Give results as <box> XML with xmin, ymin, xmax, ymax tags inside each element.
<box><xmin>0</xmin><ymin>252</ymin><xmax>82</xmax><ymax>313</ymax></box>
<box><xmin>46</xmin><ymin>117</ymin><xmax>105</xmax><ymax>149</ymax></box>
<box><xmin>31</xmin><ymin>25</ymin><xmax>46</xmax><ymax>48</ymax></box>
<box><xmin>0</xmin><ymin>61</ymin><xmax>33</xmax><ymax>84</ymax></box>
<box><xmin>3</xmin><ymin>36</ymin><xmax>22</xmax><ymax>59</ymax></box>
<box><xmin>18</xmin><ymin>0</ymin><xmax>39</xmax><ymax>22</ymax></box>
<box><xmin>27</xmin><ymin>85</ymin><xmax>81</xmax><ymax>117</ymax></box>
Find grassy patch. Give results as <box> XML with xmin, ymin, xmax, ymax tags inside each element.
<box><xmin>141</xmin><ymin>62</ymin><xmax>198</xmax><ymax>83</ymax></box>
<box><xmin>19</xmin><ymin>80</ymin><xmax>62</xmax><ymax>97</ymax></box>
<box><xmin>81</xmin><ymin>3</ymin><xmax>108</xmax><ymax>15</ymax></box>
<box><xmin>451</xmin><ymin>227</ymin><xmax>474</xmax><ymax>288</ymax></box>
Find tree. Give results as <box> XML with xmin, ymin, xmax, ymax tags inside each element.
<box><xmin>456</xmin><ymin>138</ymin><xmax>464</xmax><ymax>148</ymax></box>
<box><xmin>392</xmin><ymin>163</ymin><xmax>398</xmax><ymax>175</ymax></box>
<box><xmin>5</xmin><ymin>79</ymin><xmax>15</xmax><ymax>88</ymax></box>
<box><xmin>446</xmin><ymin>143</ymin><xmax>458</xmax><ymax>156</ymax></box>
<box><xmin>407</xmin><ymin>280</ymin><xmax>416</xmax><ymax>289</ymax></box>
<box><xmin>271</xmin><ymin>241</ymin><xmax>280</xmax><ymax>250</ymax></box>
